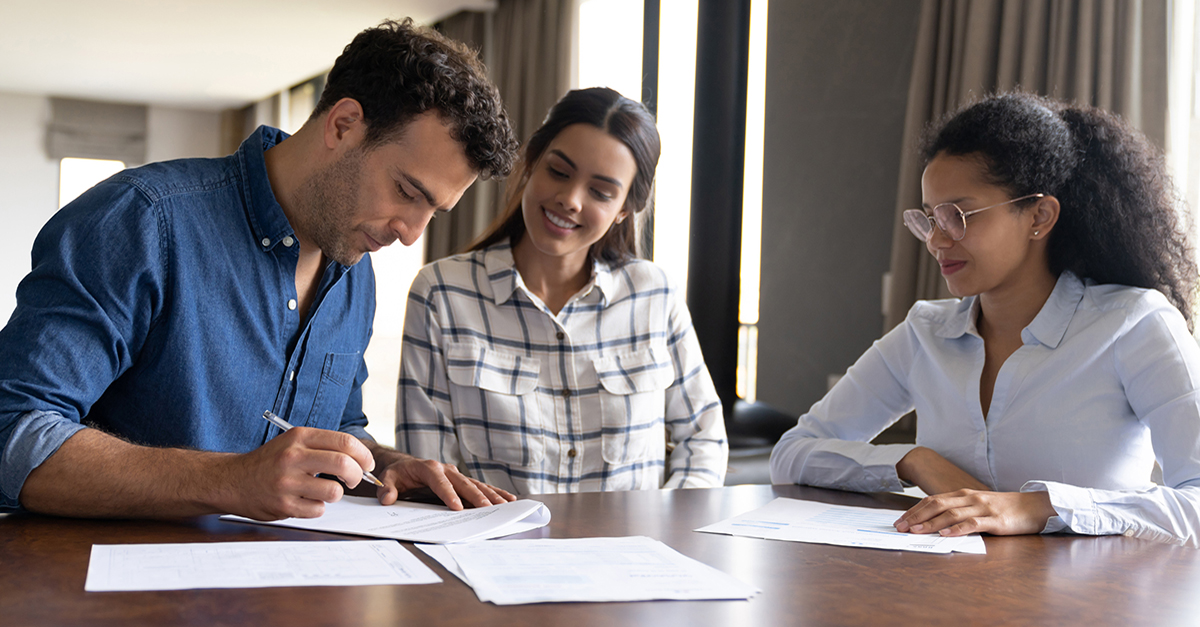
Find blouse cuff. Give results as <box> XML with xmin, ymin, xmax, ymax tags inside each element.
<box><xmin>1022</xmin><ymin>480</ymin><xmax>1093</xmax><ymax>535</ymax></box>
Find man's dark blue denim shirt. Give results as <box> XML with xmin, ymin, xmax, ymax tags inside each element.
<box><xmin>0</xmin><ymin>126</ymin><xmax>376</xmax><ymax>511</ymax></box>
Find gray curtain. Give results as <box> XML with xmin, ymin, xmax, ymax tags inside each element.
<box><xmin>883</xmin><ymin>0</ymin><xmax>1169</xmax><ymax>330</ymax></box>
<box><xmin>426</xmin><ymin>0</ymin><xmax>573</xmax><ymax>262</ymax></box>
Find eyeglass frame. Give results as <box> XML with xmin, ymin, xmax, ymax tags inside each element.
<box><xmin>903</xmin><ymin>193</ymin><xmax>1045</xmax><ymax>242</ymax></box>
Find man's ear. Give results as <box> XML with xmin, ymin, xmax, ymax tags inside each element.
<box><xmin>322</xmin><ymin>98</ymin><xmax>366</xmax><ymax>150</ymax></box>
<box><xmin>1030</xmin><ymin>195</ymin><xmax>1060</xmax><ymax>240</ymax></box>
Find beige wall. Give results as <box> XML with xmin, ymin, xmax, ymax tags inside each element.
<box><xmin>0</xmin><ymin>91</ymin><xmax>222</xmax><ymax>322</ymax></box>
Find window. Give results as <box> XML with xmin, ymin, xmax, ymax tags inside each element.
<box><xmin>59</xmin><ymin>158</ymin><xmax>125</xmax><ymax>209</ymax></box>
<box><xmin>575</xmin><ymin>0</ymin><xmax>696</xmax><ymax>296</ymax></box>
<box><xmin>737</xmin><ymin>0</ymin><xmax>768</xmax><ymax>402</ymax></box>
<box><xmin>1167</xmin><ymin>0</ymin><xmax>1199</xmax><ymax>319</ymax></box>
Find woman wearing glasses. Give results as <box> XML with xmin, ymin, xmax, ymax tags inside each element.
<box><xmin>395</xmin><ymin>88</ymin><xmax>728</xmax><ymax>495</ymax></box>
<box><xmin>770</xmin><ymin>92</ymin><xmax>1200</xmax><ymax>546</ymax></box>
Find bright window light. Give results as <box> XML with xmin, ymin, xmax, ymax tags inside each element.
<box><xmin>739</xmin><ymin>0</ymin><xmax>768</xmax><ymax>326</ymax></box>
<box><xmin>59</xmin><ymin>158</ymin><xmax>124</xmax><ymax>209</ymax></box>
<box><xmin>1167</xmin><ymin>0</ymin><xmax>1195</xmax><ymax>213</ymax></box>
<box><xmin>653</xmin><ymin>0</ymin><xmax>700</xmax><ymax>295</ymax></box>
<box><xmin>577</xmin><ymin>0</ymin><xmax>643</xmax><ymax>100</ymax></box>
<box><xmin>736</xmin><ymin>0</ymin><xmax>769</xmax><ymax>401</ymax></box>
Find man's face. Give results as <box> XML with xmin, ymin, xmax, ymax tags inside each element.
<box><xmin>295</xmin><ymin>112</ymin><xmax>477</xmax><ymax>266</ymax></box>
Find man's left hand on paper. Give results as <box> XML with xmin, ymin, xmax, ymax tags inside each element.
<box><xmin>366</xmin><ymin>443</ymin><xmax>516</xmax><ymax>510</ymax></box>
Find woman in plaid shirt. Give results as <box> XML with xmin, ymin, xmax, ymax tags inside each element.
<box><xmin>395</xmin><ymin>88</ymin><xmax>728</xmax><ymax>495</ymax></box>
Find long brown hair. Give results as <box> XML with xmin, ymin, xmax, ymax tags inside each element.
<box><xmin>468</xmin><ymin>87</ymin><xmax>661</xmax><ymax>264</ymax></box>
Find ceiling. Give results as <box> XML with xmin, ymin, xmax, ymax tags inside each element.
<box><xmin>0</xmin><ymin>0</ymin><xmax>494</xmax><ymax>111</ymax></box>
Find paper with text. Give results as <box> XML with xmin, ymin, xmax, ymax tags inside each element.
<box><xmin>695</xmin><ymin>497</ymin><xmax>986</xmax><ymax>554</ymax></box>
<box><xmin>433</xmin><ymin>536</ymin><xmax>760</xmax><ymax>605</ymax></box>
<box><xmin>85</xmin><ymin>540</ymin><xmax>440</xmax><ymax>591</ymax></box>
<box><xmin>222</xmin><ymin>496</ymin><xmax>549</xmax><ymax>543</ymax></box>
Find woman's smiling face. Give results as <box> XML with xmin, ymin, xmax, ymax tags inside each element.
<box><xmin>517</xmin><ymin>123</ymin><xmax>637</xmax><ymax>270</ymax></box>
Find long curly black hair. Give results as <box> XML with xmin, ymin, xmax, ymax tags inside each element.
<box><xmin>922</xmin><ymin>92</ymin><xmax>1197</xmax><ymax>329</ymax></box>
<box><xmin>311</xmin><ymin>18</ymin><xmax>517</xmax><ymax>180</ymax></box>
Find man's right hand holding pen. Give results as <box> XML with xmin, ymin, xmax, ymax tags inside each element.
<box><xmin>216</xmin><ymin>413</ymin><xmax>516</xmax><ymax>521</ymax></box>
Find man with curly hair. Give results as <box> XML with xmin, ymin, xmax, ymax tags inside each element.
<box><xmin>0</xmin><ymin>19</ymin><xmax>519</xmax><ymax>521</ymax></box>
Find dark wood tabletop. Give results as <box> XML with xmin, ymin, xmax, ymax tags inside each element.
<box><xmin>3</xmin><ymin>484</ymin><xmax>1199</xmax><ymax>626</ymax></box>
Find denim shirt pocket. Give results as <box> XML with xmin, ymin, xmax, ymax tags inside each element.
<box><xmin>592</xmin><ymin>345</ymin><xmax>673</xmax><ymax>464</ymax></box>
<box><xmin>304</xmin><ymin>352</ymin><xmax>361</xmax><ymax>429</ymax></box>
<box><xmin>445</xmin><ymin>342</ymin><xmax>544</xmax><ymax>466</ymax></box>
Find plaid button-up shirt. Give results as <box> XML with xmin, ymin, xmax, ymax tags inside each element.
<box><xmin>396</xmin><ymin>243</ymin><xmax>728</xmax><ymax>495</ymax></box>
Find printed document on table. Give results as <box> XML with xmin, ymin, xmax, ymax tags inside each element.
<box><xmin>695</xmin><ymin>497</ymin><xmax>986</xmax><ymax>554</ymax></box>
<box><xmin>431</xmin><ymin>536</ymin><xmax>760</xmax><ymax>605</ymax></box>
<box><xmin>85</xmin><ymin>540</ymin><xmax>440</xmax><ymax>592</ymax></box>
<box><xmin>222</xmin><ymin>496</ymin><xmax>549</xmax><ymax>543</ymax></box>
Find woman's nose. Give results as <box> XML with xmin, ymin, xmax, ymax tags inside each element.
<box><xmin>926</xmin><ymin>222</ymin><xmax>953</xmax><ymax>252</ymax></box>
<box><xmin>556</xmin><ymin>183</ymin><xmax>585</xmax><ymax>212</ymax></box>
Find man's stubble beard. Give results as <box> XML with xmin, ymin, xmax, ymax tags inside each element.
<box><xmin>294</xmin><ymin>148</ymin><xmax>365</xmax><ymax>267</ymax></box>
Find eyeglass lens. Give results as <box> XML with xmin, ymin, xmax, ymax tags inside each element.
<box><xmin>903</xmin><ymin>204</ymin><xmax>966</xmax><ymax>241</ymax></box>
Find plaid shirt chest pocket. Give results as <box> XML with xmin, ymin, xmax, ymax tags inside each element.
<box><xmin>592</xmin><ymin>345</ymin><xmax>674</xmax><ymax>464</ymax></box>
<box><xmin>445</xmin><ymin>342</ymin><xmax>545</xmax><ymax>466</ymax></box>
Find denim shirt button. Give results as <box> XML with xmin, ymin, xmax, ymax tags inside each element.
<box><xmin>287</xmin><ymin>299</ymin><xmax>297</xmax><ymax>311</ymax></box>
<box><xmin>282</xmin><ymin>236</ymin><xmax>294</xmax><ymax>247</ymax></box>
<box><xmin>261</xmin><ymin>238</ymin><xmax>270</xmax><ymax>247</ymax></box>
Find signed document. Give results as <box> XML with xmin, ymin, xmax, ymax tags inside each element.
<box><xmin>222</xmin><ymin>496</ymin><xmax>550</xmax><ymax>544</ymax></box>
<box><xmin>695</xmin><ymin>497</ymin><xmax>986</xmax><ymax>554</ymax></box>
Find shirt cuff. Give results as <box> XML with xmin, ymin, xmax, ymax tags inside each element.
<box><xmin>1</xmin><ymin>410</ymin><xmax>87</xmax><ymax>510</ymax></box>
<box><xmin>1021</xmin><ymin>480</ymin><xmax>1091</xmax><ymax>535</ymax></box>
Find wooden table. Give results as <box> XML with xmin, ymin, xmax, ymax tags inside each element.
<box><xmin>3</xmin><ymin>484</ymin><xmax>1199</xmax><ymax>626</ymax></box>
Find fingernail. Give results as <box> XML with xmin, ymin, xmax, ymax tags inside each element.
<box><xmin>939</xmin><ymin>529</ymin><xmax>951</xmax><ymax>536</ymax></box>
<box><xmin>894</xmin><ymin>521</ymin><xmax>909</xmax><ymax>532</ymax></box>
<box><xmin>911</xmin><ymin>524</ymin><xmax>924</xmax><ymax>532</ymax></box>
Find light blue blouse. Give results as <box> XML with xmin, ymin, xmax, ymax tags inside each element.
<box><xmin>770</xmin><ymin>272</ymin><xmax>1200</xmax><ymax>547</ymax></box>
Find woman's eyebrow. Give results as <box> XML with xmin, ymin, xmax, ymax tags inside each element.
<box><xmin>548</xmin><ymin>149</ymin><xmax>624</xmax><ymax>188</ymax></box>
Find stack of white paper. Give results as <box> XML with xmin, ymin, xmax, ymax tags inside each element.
<box><xmin>85</xmin><ymin>540</ymin><xmax>440</xmax><ymax>591</ymax></box>
<box><xmin>417</xmin><ymin>536</ymin><xmax>760</xmax><ymax>605</ymax></box>
<box><xmin>695</xmin><ymin>497</ymin><xmax>986</xmax><ymax>554</ymax></box>
<box><xmin>221</xmin><ymin>496</ymin><xmax>549</xmax><ymax>543</ymax></box>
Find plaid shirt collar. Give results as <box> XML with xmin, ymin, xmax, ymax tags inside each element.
<box><xmin>484</xmin><ymin>240</ymin><xmax>617</xmax><ymax>309</ymax></box>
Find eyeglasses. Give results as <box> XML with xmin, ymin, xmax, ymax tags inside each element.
<box><xmin>902</xmin><ymin>193</ymin><xmax>1044</xmax><ymax>241</ymax></box>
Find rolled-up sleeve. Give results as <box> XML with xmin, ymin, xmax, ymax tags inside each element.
<box><xmin>0</xmin><ymin>180</ymin><xmax>165</xmax><ymax>510</ymax></box>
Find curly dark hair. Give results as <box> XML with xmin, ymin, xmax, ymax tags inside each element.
<box><xmin>310</xmin><ymin>18</ymin><xmax>517</xmax><ymax>179</ymax></box>
<box><xmin>922</xmin><ymin>92</ymin><xmax>1197</xmax><ymax>329</ymax></box>
<box><xmin>469</xmin><ymin>87</ymin><xmax>661</xmax><ymax>264</ymax></box>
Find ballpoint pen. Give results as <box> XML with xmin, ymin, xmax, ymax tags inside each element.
<box><xmin>260</xmin><ymin>410</ymin><xmax>385</xmax><ymax>488</ymax></box>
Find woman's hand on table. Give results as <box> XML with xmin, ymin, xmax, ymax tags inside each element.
<box><xmin>893</xmin><ymin>489</ymin><xmax>1056</xmax><ymax>537</ymax></box>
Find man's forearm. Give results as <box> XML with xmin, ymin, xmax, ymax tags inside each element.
<box><xmin>19</xmin><ymin>428</ymin><xmax>235</xmax><ymax>518</ymax></box>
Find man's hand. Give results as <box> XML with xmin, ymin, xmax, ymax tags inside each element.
<box><xmin>896</xmin><ymin>446</ymin><xmax>990</xmax><ymax>495</ymax></box>
<box><xmin>893</xmin><ymin>489</ymin><xmax>1056</xmax><ymax>537</ymax></box>
<box><xmin>366</xmin><ymin>444</ymin><xmax>515</xmax><ymax>510</ymax></box>
<box><xmin>212</xmin><ymin>427</ymin><xmax>376</xmax><ymax>521</ymax></box>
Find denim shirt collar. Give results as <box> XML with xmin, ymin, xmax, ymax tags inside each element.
<box><xmin>238</xmin><ymin>126</ymin><xmax>295</xmax><ymax>253</ymax></box>
<box><xmin>937</xmin><ymin>271</ymin><xmax>1085</xmax><ymax>348</ymax></box>
<box><xmin>485</xmin><ymin>240</ymin><xmax>613</xmax><ymax>308</ymax></box>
